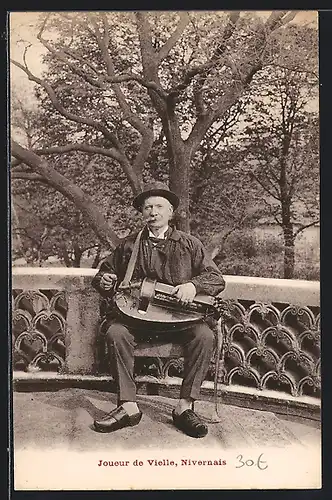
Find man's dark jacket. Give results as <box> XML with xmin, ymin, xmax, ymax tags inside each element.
<box><xmin>92</xmin><ymin>226</ymin><xmax>225</xmax><ymax>319</ymax></box>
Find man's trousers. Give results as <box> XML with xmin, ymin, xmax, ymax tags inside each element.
<box><xmin>105</xmin><ymin>321</ymin><xmax>215</xmax><ymax>402</ymax></box>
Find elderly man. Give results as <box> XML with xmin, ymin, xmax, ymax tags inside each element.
<box><xmin>92</xmin><ymin>182</ymin><xmax>225</xmax><ymax>438</ymax></box>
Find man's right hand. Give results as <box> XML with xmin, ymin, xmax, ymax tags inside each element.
<box><xmin>100</xmin><ymin>273</ymin><xmax>117</xmax><ymax>291</ymax></box>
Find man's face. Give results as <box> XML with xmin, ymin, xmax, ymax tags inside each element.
<box><xmin>142</xmin><ymin>196</ymin><xmax>173</xmax><ymax>229</ymax></box>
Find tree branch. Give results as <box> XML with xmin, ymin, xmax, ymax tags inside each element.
<box><xmin>192</xmin><ymin>80</ymin><xmax>206</xmax><ymax>117</ymax></box>
<box><xmin>10</xmin><ymin>58</ymin><xmax>143</xmax><ymax>193</ymax></box>
<box><xmin>157</xmin><ymin>12</ymin><xmax>190</xmax><ymax>62</ymax></box>
<box><xmin>11</xmin><ymin>140</ymin><xmax>120</xmax><ymax>249</ymax></box>
<box><xmin>168</xmin><ymin>11</ymin><xmax>240</xmax><ymax>99</ymax></box>
<box><xmin>274</xmin><ymin>215</ymin><xmax>282</xmax><ymax>226</ymax></box>
<box><xmin>294</xmin><ymin>219</ymin><xmax>320</xmax><ymax>237</ymax></box>
<box><xmin>91</xmin><ymin>14</ymin><xmax>154</xmax><ymax>177</ymax></box>
<box><xmin>135</xmin><ymin>12</ymin><xmax>157</xmax><ymax>61</ymax></box>
<box><xmin>33</xmin><ymin>143</ymin><xmax>124</xmax><ymax>162</ymax></box>
<box><xmin>272</xmin><ymin>62</ymin><xmax>319</xmax><ymax>81</ymax></box>
<box><xmin>265</xmin><ymin>11</ymin><xmax>289</xmax><ymax>31</ymax></box>
<box><xmin>186</xmin><ymin>84</ymin><xmax>243</xmax><ymax>153</ymax></box>
<box><xmin>186</xmin><ymin>12</ymin><xmax>295</xmax><ymax>153</ymax></box>
<box><xmin>36</xmin><ymin>20</ymin><xmax>106</xmax><ymax>90</ymax></box>
<box><xmin>62</xmin><ymin>46</ymin><xmax>101</xmax><ymax>75</ymax></box>
<box><xmin>34</xmin><ymin>143</ymin><xmax>141</xmax><ymax>195</ymax></box>
<box><xmin>11</xmin><ymin>158</ymin><xmax>24</xmax><ymax>168</ymax></box>
<box><xmin>135</xmin><ymin>12</ymin><xmax>169</xmax><ymax>118</ymax></box>
<box><xmin>38</xmin><ymin>14</ymin><xmax>168</xmax><ymax>99</ymax></box>
<box><xmin>105</xmin><ymin>73</ymin><xmax>168</xmax><ymax>98</ymax></box>
<box><xmin>11</xmin><ymin>171</ymin><xmax>49</xmax><ymax>183</ymax></box>
<box><xmin>10</xmin><ymin>59</ymin><xmax>122</xmax><ymax>148</ymax></box>
<box><xmin>250</xmin><ymin>172</ymin><xmax>281</xmax><ymax>201</ymax></box>
<box><xmin>277</xmin><ymin>11</ymin><xmax>298</xmax><ymax>27</ymax></box>
<box><xmin>206</xmin><ymin>100</ymin><xmax>246</xmax><ymax>149</ymax></box>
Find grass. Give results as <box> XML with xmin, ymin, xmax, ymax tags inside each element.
<box><xmin>13</xmin><ymin>228</ymin><xmax>319</xmax><ymax>281</ymax></box>
<box><xmin>216</xmin><ymin>229</ymin><xmax>319</xmax><ymax>281</ymax></box>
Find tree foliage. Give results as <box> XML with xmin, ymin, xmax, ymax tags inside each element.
<box><xmin>10</xmin><ymin>11</ymin><xmax>319</xmax><ymax>274</ymax></box>
<box><xmin>241</xmin><ymin>65</ymin><xmax>319</xmax><ymax>278</ymax></box>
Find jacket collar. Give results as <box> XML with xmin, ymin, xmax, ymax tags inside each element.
<box><xmin>147</xmin><ymin>225</ymin><xmax>169</xmax><ymax>239</ymax></box>
<box><xmin>168</xmin><ymin>226</ymin><xmax>181</xmax><ymax>241</ymax></box>
<box><xmin>141</xmin><ymin>224</ymin><xmax>181</xmax><ymax>241</ymax></box>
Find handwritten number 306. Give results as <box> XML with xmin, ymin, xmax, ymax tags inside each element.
<box><xmin>236</xmin><ymin>453</ymin><xmax>268</xmax><ymax>470</ymax></box>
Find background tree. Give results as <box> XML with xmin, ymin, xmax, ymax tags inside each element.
<box><xmin>242</xmin><ymin>66</ymin><xmax>319</xmax><ymax>278</ymax></box>
<box><xmin>10</xmin><ymin>11</ymin><xmax>319</xmax><ymax>277</ymax></box>
<box><xmin>11</xmin><ymin>11</ymin><xmax>301</xmax><ymax>234</ymax></box>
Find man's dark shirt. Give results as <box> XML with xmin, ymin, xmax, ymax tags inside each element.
<box><xmin>92</xmin><ymin>225</ymin><xmax>225</xmax><ymax>321</ymax></box>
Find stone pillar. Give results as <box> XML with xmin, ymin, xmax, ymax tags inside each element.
<box><xmin>63</xmin><ymin>276</ymin><xmax>100</xmax><ymax>375</ymax></box>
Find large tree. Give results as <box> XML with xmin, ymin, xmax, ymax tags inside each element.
<box><xmin>242</xmin><ymin>66</ymin><xmax>319</xmax><ymax>278</ymax></box>
<box><xmin>11</xmin><ymin>10</ymin><xmax>304</xmax><ymax>241</ymax></box>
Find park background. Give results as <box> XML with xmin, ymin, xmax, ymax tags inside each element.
<box><xmin>10</xmin><ymin>11</ymin><xmax>319</xmax><ymax>281</ymax></box>
<box><xmin>10</xmin><ymin>12</ymin><xmax>321</xmax><ymax>491</ymax></box>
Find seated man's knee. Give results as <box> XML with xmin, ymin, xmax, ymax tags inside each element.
<box><xmin>106</xmin><ymin>323</ymin><xmax>131</xmax><ymax>345</ymax></box>
<box><xmin>192</xmin><ymin>323</ymin><xmax>214</xmax><ymax>346</ymax></box>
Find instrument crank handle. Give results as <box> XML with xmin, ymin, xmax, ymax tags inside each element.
<box><xmin>118</xmin><ymin>281</ymin><xmax>142</xmax><ymax>291</ymax></box>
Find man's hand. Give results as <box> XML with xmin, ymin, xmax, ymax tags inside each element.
<box><xmin>100</xmin><ymin>273</ymin><xmax>117</xmax><ymax>291</ymax></box>
<box><xmin>171</xmin><ymin>282</ymin><xmax>196</xmax><ymax>305</ymax></box>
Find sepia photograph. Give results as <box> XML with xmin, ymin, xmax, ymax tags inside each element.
<box><xmin>9</xmin><ymin>10</ymin><xmax>320</xmax><ymax>491</ymax></box>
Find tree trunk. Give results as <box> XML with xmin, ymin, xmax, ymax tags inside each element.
<box><xmin>169</xmin><ymin>147</ymin><xmax>191</xmax><ymax>233</ymax></box>
<box><xmin>283</xmin><ymin>225</ymin><xmax>295</xmax><ymax>279</ymax></box>
<box><xmin>92</xmin><ymin>244</ymin><xmax>102</xmax><ymax>268</ymax></box>
<box><xmin>59</xmin><ymin>242</ymin><xmax>72</xmax><ymax>267</ymax></box>
<box><xmin>11</xmin><ymin>141</ymin><xmax>120</xmax><ymax>250</ymax></box>
<box><xmin>11</xmin><ymin>198</ymin><xmax>24</xmax><ymax>256</ymax></box>
<box><xmin>155</xmin><ymin>106</ymin><xmax>191</xmax><ymax>233</ymax></box>
<box><xmin>280</xmin><ymin>155</ymin><xmax>295</xmax><ymax>278</ymax></box>
<box><xmin>73</xmin><ymin>243</ymin><xmax>83</xmax><ymax>267</ymax></box>
<box><xmin>281</xmin><ymin>194</ymin><xmax>295</xmax><ymax>279</ymax></box>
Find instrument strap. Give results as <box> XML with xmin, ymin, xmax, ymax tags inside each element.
<box><xmin>119</xmin><ymin>229</ymin><xmax>144</xmax><ymax>289</ymax></box>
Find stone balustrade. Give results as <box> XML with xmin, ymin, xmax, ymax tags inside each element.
<box><xmin>12</xmin><ymin>267</ymin><xmax>320</xmax><ymax>419</ymax></box>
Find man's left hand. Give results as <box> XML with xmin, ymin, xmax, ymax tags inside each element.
<box><xmin>171</xmin><ymin>282</ymin><xmax>196</xmax><ymax>304</ymax></box>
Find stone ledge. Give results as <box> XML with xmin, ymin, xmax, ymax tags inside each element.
<box><xmin>12</xmin><ymin>372</ymin><xmax>320</xmax><ymax>421</ymax></box>
<box><xmin>12</xmin><ymin>267</ymin><xmax>320</xmax><ymax>306</ymax></box>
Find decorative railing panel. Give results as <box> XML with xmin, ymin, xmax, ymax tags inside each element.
<box><xmin>110</xmin><ymin>300</ymin><xmax>320</xmax><ymax>399</ymax></box>
<box><xmin>216</xmin><ymin>299</ymin><xmax>320</xmax><ymax>398</ymax></box>
<box><xmin>12</xmin><ymin>269</ymin><xmax>320</xmax><ymax>403</ymax></box>
<box><xmin>12</xmin><ymin>289</ymin><xmax>68</xmax><ymax>372</ymax></box>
